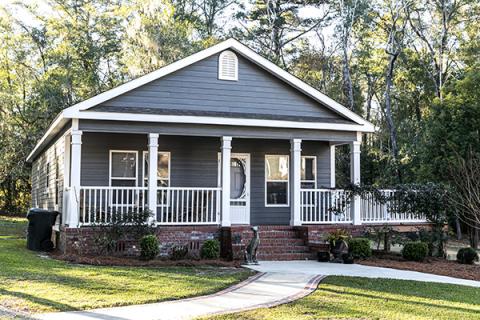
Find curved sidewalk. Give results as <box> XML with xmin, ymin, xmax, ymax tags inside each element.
<box><xmin>34</xmin><ymin>272</ymin><xmax>324</xmax><ymax>320</ymax></box>
<box><xmin>246</xmin><ymin>261</ymin><xmax>480</xmax><ymax>288</ymax></box>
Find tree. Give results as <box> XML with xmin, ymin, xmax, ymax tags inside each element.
<box><xmin>234</xmin><ymin>0</ymin><xmax>329</xmax><ymax>67</ymax></box>
<box><xmin>448</xmin><ymin>152</ymin><xmax>480</xmax><ymax>248</ymax></box>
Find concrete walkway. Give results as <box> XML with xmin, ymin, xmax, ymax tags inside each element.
<box><xmin>246</xmin><ymin>261</ymin><xmax>480</xmax><ymax>288</ymax></box>
<box><xmin>34</xmin><ymin>272</ymin><xmax>324</xmax><ymax>320</ymax></box>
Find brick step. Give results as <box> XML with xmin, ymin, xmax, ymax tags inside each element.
<box><xmin>257</xmin><ymin>252</ymin><xmax>315</xmax><ymax>261</ymax></box>
<box><xmin>258</xmin><ymin>231</ymin><xmax>299</xmax><ymax>238</ymax></box>
<box><xmin>257</xmin><ymin>245</ymin><xmax>310</xmax><ymax>254</ymax></box>
<box><xmin>259</xmin><ymin>238</ymin><xmax>305</xmax><ymax>246</ymax></box>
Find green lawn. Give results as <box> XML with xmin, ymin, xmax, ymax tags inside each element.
<box><xmin>0</xmin><ymin>216</ymin><xmax>252</xmax><ymax>314</ymax></box>
<box><xmin>0</xmin><ymin>216</ymin><xmax>27</xmax><ymax>239</ymax></box>
<box><xmin>207</xmin><ymin>276</ymin><xmax>480</xmax><ymax>320</ymax></box>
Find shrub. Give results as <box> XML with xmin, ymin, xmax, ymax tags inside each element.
<box><xmin>457</xmin><ymin>247</ymin><xmax>479</xmax><ymax>265</ymax></box>
<box><xmin>348</xmin><ymin>238</ymin><xmax>372</xmax><ymax>259</ymax></box>
<box><xmin>140</xmin><ymin>235</ymin><xmax>159</xmax><ymax>260</ymax></box>
<box><xmin>200</xmin><ymin>239</ymin><xmax>220</xmax><ymax>259</ymax></box>
<box><xmin>170</xmin><ymin>245</ymin><xmax>188</xmax><ymax>260</ymax></box>
<box><xmin>402</xmin><ymin>241</ymin><xmax>428</xmax><ymax>262</ymax></box>
<box><xmin>326</xmin><ymin>229</ymin><xmax>351</xmax><ymax>246</ymax></box>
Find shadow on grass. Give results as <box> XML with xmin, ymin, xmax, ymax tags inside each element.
<box><xmin>322</xmin><ymin>276</ymin><xmax>480</xmax><ymax>306</ymax></box>
<box><xmin>0</xmin><ymin>288</ymin><xmax>79</xmax><ymax>312</ymax></box>
<box><xmin>318</xmin><ymin>286</ymin><xmax>480</xmax><ymax>316</ymax></box>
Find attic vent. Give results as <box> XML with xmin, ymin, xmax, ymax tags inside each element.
<box><xmin>218</xmin><ymin>50</ymin><xmax>238</xmax><ymax>81</ymax></box>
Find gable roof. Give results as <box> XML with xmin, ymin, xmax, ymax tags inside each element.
<box><xmin>27</xmin><ymin>38</ymin><xmax>375</xmax><ymax>162</ymax></box>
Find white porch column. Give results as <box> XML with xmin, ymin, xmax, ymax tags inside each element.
<box><xmin>68</xmin><ymin>129</ymin><xmax>82</xmax><ymax>227</ymax></box>
<box><xmin>62</xmin><ymin>134</ymin><xmax>71</xmax><ymax>226</ymax></box>
<box><xmin>148</xmin><ymin>133</ymin><xmax>159</xmax><ymax>223</ymax></box>
<box><xmin>290</xmin><ymin>139</ymin><xmax>302</xmax><ymax>226</ymax></box>
<box><xmin>350</xmin><ymin>139</ymin><xmax>362</xmax><ymax>225</ymax></box>
<box><xmin>221</xmin><ymin>136</ymin><xmax>232</xmax><ymax>227</ymax></box>
<box><xmin>330</xmin><ymin>144</ymin><xmax>336</xmax><ymax>188</ymax></box>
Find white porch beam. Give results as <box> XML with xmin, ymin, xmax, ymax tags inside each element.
<box><xmin>148</xmin><ymin>133</ymin><xmax>159</xmax><ymax>223</ymax></box>
<box><xmin>350</xmin><ymin>139</ymin><xmax>362</xmax><ymax>225</ymax></box>
<box><xmin>221</xmin><ymin>136</ymin><xmax>232</xmax><ymax>227</ymax></box>
<box><xmin>68</xmin><ymin>128</ymin><xmax>82</xmax><ymax>227</ymax></box>
<box><xmin>290</xmin><ymin>139</ymin><xmax>302</xmax><ymax>226</ymax></box>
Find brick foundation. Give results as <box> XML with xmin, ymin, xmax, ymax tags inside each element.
<box><xmin>58</xmin><ymin>223</ymin><xmax>433</xmax><ymax>260</ymax></box>
<box><xmin>58</xmin><ymin>225</ymin><xmax>221</xmax><ymax>258</ymax></box>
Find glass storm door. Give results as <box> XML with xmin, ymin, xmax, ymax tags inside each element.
<box><xmin>218</xmin><ymin>153</ymin><xmax>250</xmax><ymax>224</ymax></box>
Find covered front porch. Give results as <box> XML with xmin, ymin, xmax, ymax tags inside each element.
<box><xmin>62</xmin><ymin>127</ymin><xmax>426</xmax><ymax>228</ymax></box>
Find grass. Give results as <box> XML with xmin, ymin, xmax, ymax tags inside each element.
<box><xmin>206</xmin><ymin>276</ymin><xmax>480</xmax><ymax>320</ymax></box>
<box><xmin>0</xmin><ymin>216</ymin><xmax>27</xmax><ymax>239</ymax></box>
<box><xmin>0</xmin><ymin>216</ymin><xmax>252</xmax><ymax>314</ymax></box>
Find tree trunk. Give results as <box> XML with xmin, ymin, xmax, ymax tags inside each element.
<box><xmin>455</xmin><ymin>217</ymin><xmax>462</xmax><ymax>240</ymax></box>
<box><xmin>384</xmin><ymin>53</ymin><xmax>401</xmax><ymax>181</ymax></box>
<box><xmin>342</xmin><ymin>45</ymin><xmax>355</xmax><ymax>110</ymax></box>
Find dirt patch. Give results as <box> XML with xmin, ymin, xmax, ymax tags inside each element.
<box><xmin>358</xmin><ymin>252</ymin><xmax>480</xmax><ymax>281</ymax></box>
<box><xmin>51</xmin><ymin>252</ymin><xmax>243</xmax><ymax>268</ymax></box>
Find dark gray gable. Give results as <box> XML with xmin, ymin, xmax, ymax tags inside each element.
<box><xmin>92</xmin><ymin>51</ymin><xmax>353</xmax><ymax>123</ymax></box>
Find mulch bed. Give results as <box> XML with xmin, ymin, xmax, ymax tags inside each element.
<box><xmin>50</xmin><ymin>252</ymin><xmax>243</xmax><ymax>268</ymax></box>
<box><xmin>358</xmin><ymin>252</ymin><xmax>480</xmax><ymax>281</ymax></box>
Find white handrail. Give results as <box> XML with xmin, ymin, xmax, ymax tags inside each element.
<box><xmin>157</xmin><ymin>187</ymin><xmax>221</xmax><ymax>225</ymax></box>
<box><xmin>79</xmin><ymin>186</ymin><xmax>148</xmax><ymax>225</ymax></box>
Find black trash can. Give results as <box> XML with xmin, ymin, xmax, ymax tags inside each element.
<box><xmin>26</xmin><ymin>208</ymin><xmax>59</xmax><ymax>251</ymax></box>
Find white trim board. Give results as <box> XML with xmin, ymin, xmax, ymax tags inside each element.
<box><xmin>67</xmin><ymin>111</ymin><xmax>374</xmax><ymax>132</ymax></box>
<box><xmin>27</xmin><ymin>38</ymin><xmax>375</xmax><ymax>163</ymax></box>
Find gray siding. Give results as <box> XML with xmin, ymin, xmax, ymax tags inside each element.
<box><xmin>93</xmin><ymin>51</ymin><xmax>352</xmax><ymax>123</ymax></box>
<box><xmin>31</xmin><ymin>134</ymin><xmax>66</xmax><ymax>213</ymax></box>
<box><xmin>79</xmin><ymin>120</ymin><xmax>358</xmax><ymax>143</ymax></box>
<box><xmin>81</xmin><ymin>133</ymin><xmax>332</xmax><ymax>225</ymax></box>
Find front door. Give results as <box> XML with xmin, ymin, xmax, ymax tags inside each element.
<box><xmin>218</xmin><ymin>153</ymin><xmax>250</xmax><ymax>224</ymax></box>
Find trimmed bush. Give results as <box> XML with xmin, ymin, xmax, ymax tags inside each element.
<box><xmin>200</xmin><ymin>239</ymin><xmax>220</xmax><ymax>259</ymax></box>
<box><xmin>457</xmin><ymin>247</ymin><xmax>479</xmax><ymax>265</ymax></box>
<box><xmin>170</xmin><ymin>245</ymin><xmax>188</xmax><ymax>260</ymax></box>
<box><xmin>402</xmin><ymin>241</ymin><xmax>428</xmax><ymax>262</ymax></box>
<box><xmin>348</xmin><ymin>238</ymin><xmax>372</xmax><ymax>259</ymax></box>
<box><xmin>140</xmin><ymin>235</ymin><xmax>159</xmax><ymax>260</ymax></box>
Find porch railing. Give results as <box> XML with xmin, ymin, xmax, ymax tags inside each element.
<box><xmin>79</xmin><ymin>186</ymin><xmax>148</xmax><ymax>225</ymax></box>
<box><xmin>157</xmin><ymin>187</ymin><xmax>221</xmax><ymax>225</ymax></box>
<box><xmin>300</xmin><ymin>189</ymin><xmax>427</xmax><ymax>225</ymax></box>
<box><xmin>300</xmin><ymin>189</ymin><xmax>352</xmax><ymax>224</ymax></box>
<box><xmin>361</xmin><ymin>190</ymin><xmax>427</xmax><ymax>223</ymax></box>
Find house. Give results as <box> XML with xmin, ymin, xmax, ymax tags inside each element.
<box><xmin>27</xmin><ymin>38</ymin><xmax>427</xmax><ymax>259</ymax></box>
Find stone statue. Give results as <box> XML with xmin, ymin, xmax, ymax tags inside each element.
<box><xmin>330</xmin><ymin>239</ymin><xmax>349</xmax><ymax>263</ymax></box>
<box><xmin>245</xmin><ymin>226</ymin><xmax>260</xmax><ymax>264</ymax></box>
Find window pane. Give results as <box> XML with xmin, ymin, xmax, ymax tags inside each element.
<box><xmin>301</xmin><ymin>182</ymin><xmax>316</xmax><ymax>189</ymax></box>
<box><xmin>301</xmin><ymin>157</ymin><xmax>315</xmax><ymax>181</ymax></box>
<box><xmin>158</xmin><ymin>153</ymin><xmax>169</xmax><ymax>179</ymax></box>
<box><xmin>266</xmin><ymin>155</ymin><xmax>289</xmax><ymax>181</ymax></box>
<box><xmin>112</xmin><ymin>152</ymin><xmax>136</xmax><ymax>178</ymax></box>
<box><xmin>144</xmin><ymin>152</ymin><xmax>169</xmax><ymax>180</ymax></box>
<box><xmin>266</xmin><ymin>182</ymin><xmax>288</xmax><ymax>205</ymax></box>
<box><xmin>111</xmin><ymin>179</ymin><xmax>136</xmax><ymax>187</ymax></box>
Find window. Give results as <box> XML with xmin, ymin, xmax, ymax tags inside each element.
<box><xmin>55</xmin><ymin>156</ymin><xmax>60</xmax><ymax>205</ymax></box>
<box><xmin>218</xmin><ymin>50</ymin><xmax>238</xmax><ymax>81</ymax></box>
<box><xmin>142</xmin><ymin>151</ymin><xmax>170</xmax><ymax>187</ymax></box>
<box><xmin>265</xmin><ymin>155</ymin><xmax>289</xmax><ymax>206</ymax></box>
<box><xmin>45</xmin><ymin>162</ymin><xmax>50</xmax><ymax>195</ymax></box>
<box><xmin>301</xmin><ymin>156</ymin><xmax>317</xmax><ymax>189</ymax></box>
<box><xmin>109</xmin><ymin>151</ymin><xmax>138</xmax><ymax>187</ymax></box>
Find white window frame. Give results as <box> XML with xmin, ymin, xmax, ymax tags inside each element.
<box><xmin>265</xmin><ymin>154</ymin><xmax>290</xmax><ymax>207</ymax></box>
<box><xmin>142</xmin><ymin>151</ymin><xmax>171</xmax><ymax>187</ymax></box>
<box><xmin>218</xmin><ymin>50</ymin><xmax>238</xmax><ymax>81</ymax></box>
<box><xmin>301</xmin><ymin>156</ymin><xmax>317</xmax><ymax>189</ymax></box>
<box><xmin>109</xmin><ymin>150</ymin><xmax>139</xmax><ymax>187</ymax></box>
